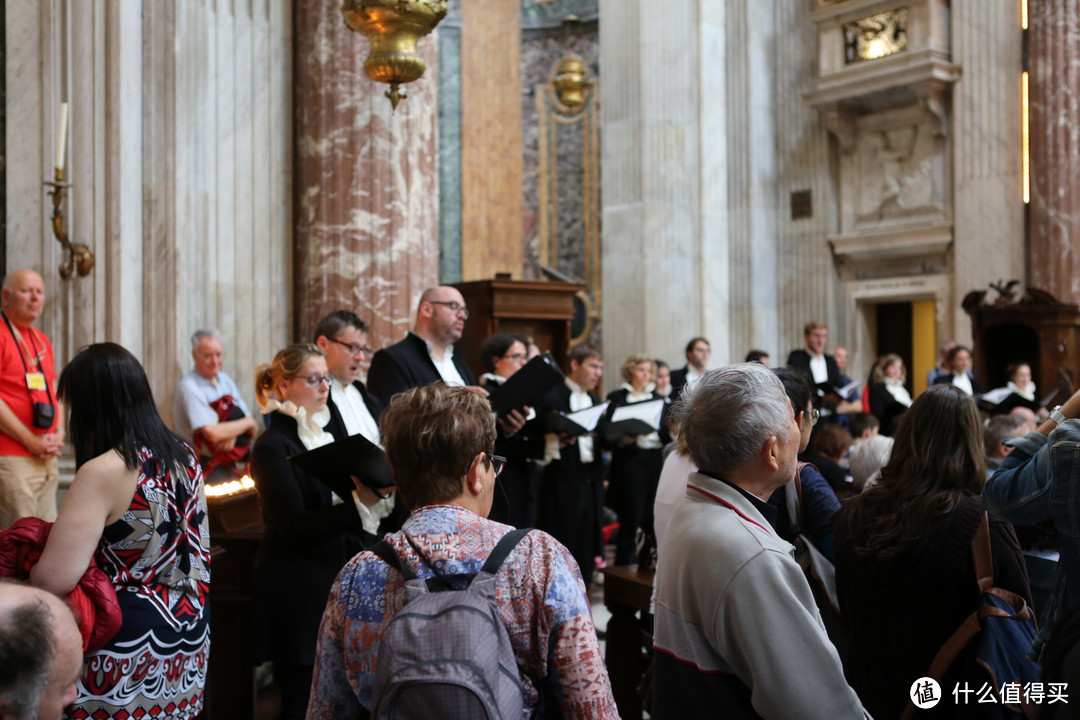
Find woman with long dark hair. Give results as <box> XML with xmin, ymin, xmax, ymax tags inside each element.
<box><xmin>832</xmin><ymin>384</ymin><xmax>1031</xmax><ymax>719</ymax></box>
<box><xmin>30</xmin><ymin>343</ymin><xmax>210</xmax><ymax>719</ymax></box>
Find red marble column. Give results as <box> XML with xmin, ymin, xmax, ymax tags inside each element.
<box><xmin>1028</xmin><ymin>0</ymin><xmax>1080</xmax><ymax>302</ymax></box>
<box><xmin>293</xmin><ymin>4</ymin><xmax>440</xmax><ymax>347</ymax></box>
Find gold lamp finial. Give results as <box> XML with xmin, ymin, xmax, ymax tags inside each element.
<box><xmin>341</xmin><ymin>0</ymin><xmax>448</xmax><ymax>111</ymax></box>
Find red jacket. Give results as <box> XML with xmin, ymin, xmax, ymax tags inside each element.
<box><xmin>0</xmin><ymin>517</ymin><xmax>122</xmax><ymax>652</ymax></box>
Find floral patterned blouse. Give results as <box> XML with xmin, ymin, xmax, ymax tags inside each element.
<box><xmin>308</xmin><ymin>504</ymin><xmax>618</xmax><ymax>718</ymax></box>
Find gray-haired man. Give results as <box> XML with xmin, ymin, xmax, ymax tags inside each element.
<box><xmin>652</xmin><ymin>363</ymin><xmax>868</xmax><ymax>719</ymax></box>
<box><xmin>173</xmin><ymin>329</ymin><xmax>257</xmax><ymax>480</ymax></box>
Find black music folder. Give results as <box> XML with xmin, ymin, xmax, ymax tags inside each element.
<box><xmin>487</xmin><ymin>353</ymin><xmax>565</xmax><ymax>417</ymax></box>
<box><xmin>289</xmin><ymin>433</ymin><xmax>395</xmax><ymax>498</ymax></box>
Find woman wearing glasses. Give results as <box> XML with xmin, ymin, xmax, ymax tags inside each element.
<box><xmin>479</xmin><ymin>333</ymin><xmax>543</xmax><ymax>527</ymax></box>
<box><xmin>767</xmin><ymin>368</ymin><xmax>842</xmax><ymax>559</ymax></box>
<box><xmin>250</xmin><ymin>343</ymin><xmax>379</xmax><ymax>719</ymax></box>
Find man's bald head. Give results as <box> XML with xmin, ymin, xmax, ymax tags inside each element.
<box><xmin>415</xmin><ymin>286</ymin><xmax>468</xmax><ymax>349</ymax></box>
<box><xmin>0</xmin><ymin>583</ymin><xmax>82</xmax><ymax>720</ymax></box>
<box><xmin>0</xmin><ymin>270</ymin><xmax>46</xmax><ymax>327</ymax></box>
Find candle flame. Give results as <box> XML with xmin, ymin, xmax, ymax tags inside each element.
<box><xmin>205</xmin><ymin>475</ymin><xmax>255</xmax><ymax>498</ymax></box>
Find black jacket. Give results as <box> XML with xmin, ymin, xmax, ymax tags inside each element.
<box><xmin>787</xmin><ymin>349</ymin><xmax>844</xmax><ymax>405</ymax></box>
<box><xmin>250</xmin><ymin>412</ymin><xmax>364</xmax><ymax>665</ymax></box>
<box><xmin>323</xmin><ymin>379</ymin><xmax>385</xmax><ymax>442</ymax></box>
<box><xmin>933</xmin><ymin>373</ymin><xmax>986</xmax><ymax>395</ymax></box>
<box><xmin>367</xmin><ymin>331</ymin><xmax>477</xmax><ymax>407</ymax></box>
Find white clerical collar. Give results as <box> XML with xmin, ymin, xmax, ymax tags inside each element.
<box><xmin>417</xmin><ymin>332</ymin><xmax>454</xmax><ymax>363</ymax></box>
<box><xmin>565</xmin><ymin>377</ymin><xmax>586</xmax><ymax>395</ymax></box>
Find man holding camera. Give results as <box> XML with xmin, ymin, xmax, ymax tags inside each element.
<box><xmin>0</xmin><ymin>269</ymin><xmax>63</xmax><ymax>530</ymax></box>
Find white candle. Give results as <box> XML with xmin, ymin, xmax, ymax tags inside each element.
<box><xmin>55</xmin><ymin>102</ymin><xmax>68</xmax><ymax>172</ymax></box>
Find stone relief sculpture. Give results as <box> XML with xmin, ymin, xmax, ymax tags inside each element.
<box><xmin>856</xmin><ymin>123</ymin><xmax>937</xmax><ymax>223</ymax></box>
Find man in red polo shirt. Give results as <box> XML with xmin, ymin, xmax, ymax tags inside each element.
<box><xmin>0</xmin><ymin>269</ymin><xmax>64</xmax><ymax>530</ymax></box>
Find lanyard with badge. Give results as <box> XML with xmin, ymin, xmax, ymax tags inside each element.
<box><xmin>2</xmin><ymin>312</ymin><xmax>56</xmax><ymax>429</ymax></box>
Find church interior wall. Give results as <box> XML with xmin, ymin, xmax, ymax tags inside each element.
<box><xmin>5</xmin><ymin>0</ymin><xmax>294</xmax><ymax>428</ymax></box>
<box><xmin>2</xmin><ymin>0</ymin><xmax>1038</xmax><ymax>424</ymax></box>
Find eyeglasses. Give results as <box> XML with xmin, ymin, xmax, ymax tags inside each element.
<box><xmin>427</xmin><ymin>300</ymin><xmax>470</xmax><ymax>319</ymax></box>
<box><xmin>807</xmin><ymin>408</ymin><xmax>820</xmax><ymax>426</ymax></box>
<box><xmin>490</xmin><ymin>454</ymin><xmax>507</xmax><ymax>479</ymax></box>
<box><xmin>296</xmin><ymin>375</ymin><xmax>331</xmax><ymax>387</ymax></box>
<box><xmin>503</xmin><ymin>352</ymin><xmax>526</xmax><ymax>362</ymax></box>
<box><xmin>328</xmin><ymin>337</ymin><xmax>372</xmax><ymax>357</ymax></box>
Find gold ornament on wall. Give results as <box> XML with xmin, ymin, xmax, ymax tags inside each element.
<box><xmin>552</xmin><ymin>56</ymin><xmax>588</xmax><ymax>108</ymax></box>
<box><xmin>341</xmin><ymin>0</ymin><xmax>448</xmax><ymax>110</ymax></box>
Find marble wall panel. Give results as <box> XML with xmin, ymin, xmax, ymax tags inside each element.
<box><xmin>460</xmin><ymin>0</ymin><xmax>524</xmax><ymax>281</ymax></box>
<box><xmin>521</xmin><ymin>0</ymin><xmax>598</xmax><ymax>24</ymax></box>
<box><xmin>293</xmin><ymin>2</ymin><xmax>439</xmax><ymax>352</ymax></box>
<box><xmin>1027</xmin><ymin>0</ymin><xmax>1080</xmax><ymax>304</ymax></box>
<box><xmin>438</xmin><ymin>17</ymin><xmax>463</xmax><ymax>284</ymax></box>
<box><xmin>521</xmin><ymin>23</ymin><xmax>598</xmax><ymax>283</ymax></box>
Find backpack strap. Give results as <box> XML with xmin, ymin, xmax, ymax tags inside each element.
<box><xmin>370</xmin><ymin>540</ymin><xmax>418</xmax><ymax>582</ymax></box>
<box><xmin>479</xmin><ymin>528</ymin><xmax>531</xmax><ymax>577</ymax></box>
<box><xmin>972</xmin><ymin>511</ymin><xmax>994</xmax><ymax>593</ymax></box>
<box><xmin>898</xmin><ymin>512</ymin><xmax>1006</xmax><ymax>720</ymax></box>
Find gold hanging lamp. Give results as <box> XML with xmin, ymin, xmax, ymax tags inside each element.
<box><xmin>341</xmin><ymin>0</ymin><xmax>448</xmax><ymax>111</ymax></box>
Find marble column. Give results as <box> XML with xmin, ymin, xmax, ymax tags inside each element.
<box><xmin>293</xmin><ymin>3</ymin><xmax>440</xmax><ymax>347</ymax></box>
<box><xmin>951</xmin><ymin>0</ymin><xmax>1023</xmax><ymax>342</ymax></box>
<box><xmin>600</xmin><ymin>0</ymin><xmax>725</xmax><ymax>381</ymax></box>
<box><xmin>1028</xmin><ymin>0</ymin><xmax>1080</xmax><ymax>303</ymax></box>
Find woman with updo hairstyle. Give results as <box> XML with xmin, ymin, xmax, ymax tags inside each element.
<box><xmin>832</xmin><ymin>385</ymin><xmax>1031</xmax><ymax>719</ymax></box>
<box><xmin>606</xmin><ymin>352</ymin><xmax>670</xmax><ymax>565</ymax></box>
<box><xmin>249</xmin><ymin>343</ymin><xmax>381</xmax><ymax>719</ymax></box>
<box><xmin>1007</xmin><ymin>361</ymin><xmax>1037</xmax><ymax>401</ymax></box>
<box><xmin>867</xmin><ymin>353</ymin><xmax>912</xmax><ymax>436</ymax></box>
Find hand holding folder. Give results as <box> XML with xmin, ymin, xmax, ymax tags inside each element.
<box><xmin>288</xmin><ymin>433</ymin><xmax>395</xmax><ymax>501</ymax></box>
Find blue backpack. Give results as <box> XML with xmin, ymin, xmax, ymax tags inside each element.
<box><xmin>901</xmin><ymin>513</ymin><xmax>1041</xmax><ymax>719</ymax></box>
<box><xmin>368</xmin><ymin>528</ymin><xmax>530</xmax><ymax>720</ymax></box>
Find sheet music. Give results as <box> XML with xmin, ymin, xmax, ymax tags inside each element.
<box><xmin>563</xmin><ymin>402</ymin><xmax>609</xmax><ymax>432</ymax></box>
<box><xmin>610</xmin><ymin>398</ymin><xmax>665</xmax><ymax>429</ymax></box>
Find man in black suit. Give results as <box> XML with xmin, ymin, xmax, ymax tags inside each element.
<box><xmin>536</xmin><ymin>344</ymin><xmax>606</xmax><ymax>585</ymax></box>
<box><xmin>670</xmin><ymin>337</ymin><xmax>711</xmax><ymax>401</ymax></box>
<box><xmin>932</xmin><ymin>344</ymin><xmax>985</xmax><ymax>396</ymax></box>
<box><xmin>787</xmin><ymin>322</ymin><xmax>845</xmax><ymax>404</ymax></box>
<box><xmin>314</xmin><ymin>310</ymin><xmax>405</xmax><ymax>542</ymax></box>
<box><xmin>314</xmin><ymin>310</ymin><xmax>383</xmax><ymax>445</ymax></box>
<box><xmin>367</xmin><ymin>286</ymin><xmax>481</xmax><ymax>407</ymax></box>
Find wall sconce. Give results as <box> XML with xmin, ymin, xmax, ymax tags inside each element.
<box><xmin>42</xmin><ymin>103</ymin><xmax>93</xmax><ymax>280</ymax></box>
<box><xmin>341</xmin><ymin>0</ymin><xmax>447</xmax><ymax>110</ymax></box>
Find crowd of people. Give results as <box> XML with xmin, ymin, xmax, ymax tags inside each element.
<box><xmin>3</xmin><ymin>267</ymin><xmax>1080</xmax><ymax>719</ymax></box>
